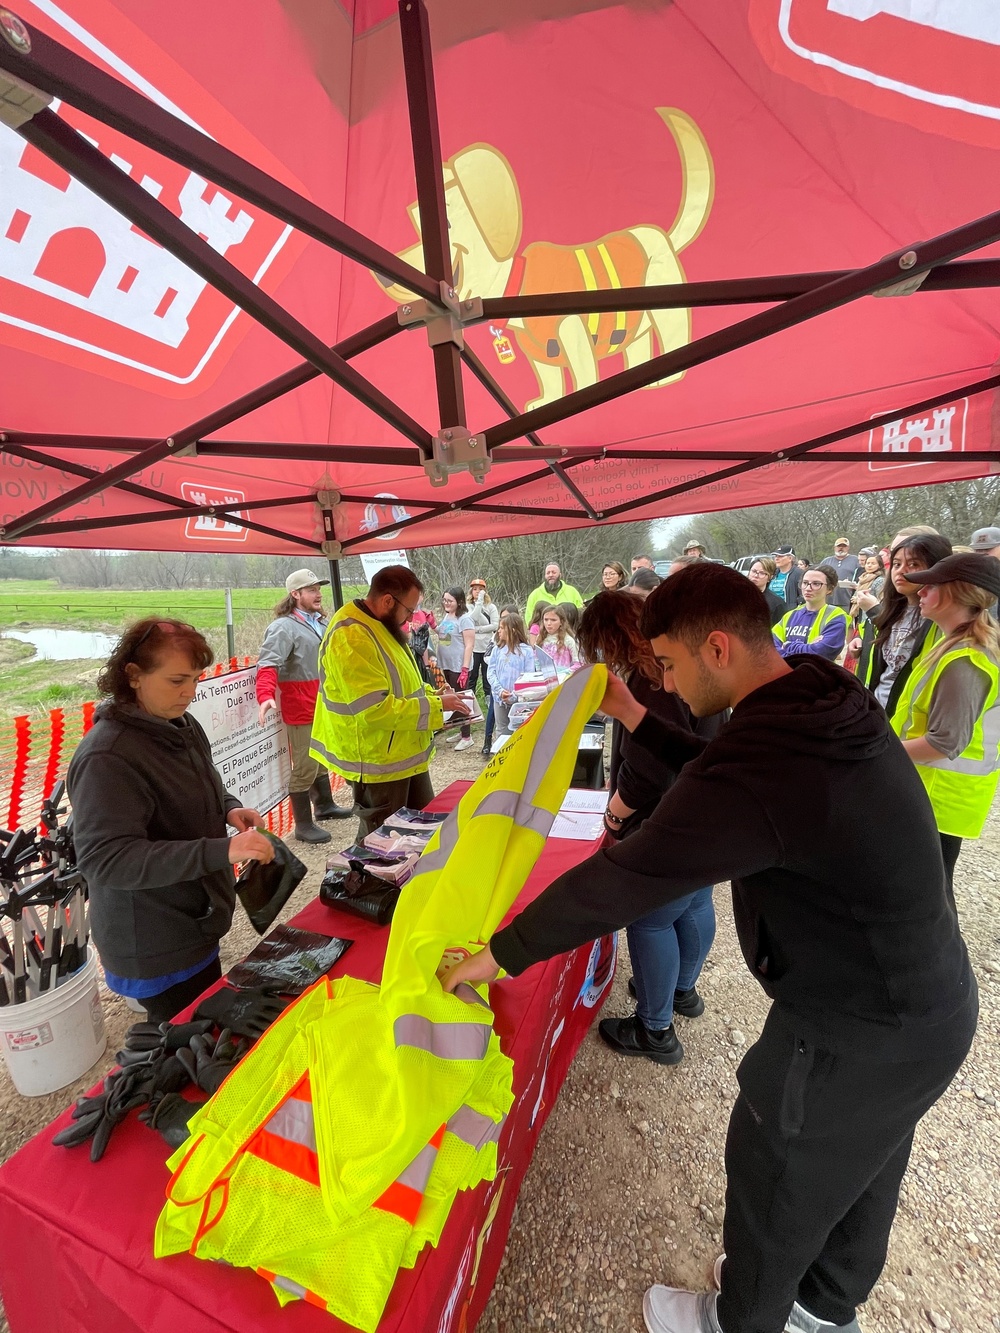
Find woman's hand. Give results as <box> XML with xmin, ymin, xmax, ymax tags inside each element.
<box><xmin>500</xmin><ymin>689</ymin><xmax>512</xmax><ymax>702</ymax></box>
<box><xmin>228</xmin><ymin>829</ymin><xmax>275</xmax><ymax>865</ymax></box>
<box><xmin>228</xmin><ymin>807</ymin><xmax>264</xmax><ymax>833</ymax></box>
<box><xmin>848</xmin><ymin>636</ymin><xmax>863</xmax><ymax>655</ymax></box>
<box><xmin>257</xmin><ymin>700</ymin><xmax>278</xmax><ymax>727</ymax></box>
<box><xmin>440</xmin><ymin>944</ymin><xmax>500</xmax><ymax>993</ymax></box>
<box><xmin>457</xmin><ymin>668</ymin><xmax>470</xmax><ymax>689</ymax></box>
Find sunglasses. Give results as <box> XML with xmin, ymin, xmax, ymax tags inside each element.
<box><xmin>130</xmin><ymin>620</ymin><xmax>181</xmax><ymax>658</ymax></box>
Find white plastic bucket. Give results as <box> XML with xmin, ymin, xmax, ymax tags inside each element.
<box><xmin>0</xmin><ymin>951</ymin><xmax>107</xmax><ymax>1097</ymax></box>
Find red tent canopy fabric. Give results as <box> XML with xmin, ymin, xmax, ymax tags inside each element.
<box><xmin>0</xmin><ymin>0</ymin><xmax>998</xmax><ymax>556</ymax></box>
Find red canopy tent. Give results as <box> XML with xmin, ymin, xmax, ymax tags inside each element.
<box><xmin>0</xmin><ymin>0</ymin><xmax>998</xmax><ymax>573</ymax></box>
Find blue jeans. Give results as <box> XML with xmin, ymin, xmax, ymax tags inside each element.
<box><xmin>627</xmin><ymin>886</ymin><xmax>716</xmax><ymax>1030</ymax></box>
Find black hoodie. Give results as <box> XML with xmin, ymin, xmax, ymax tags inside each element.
<box><xmin>492</xmin><ymin>657</ymin><xmax>976</xmax><ymax>1061</ymax></box>
<box><xmin>67</xmin><ymin>702</ymin><xmax>241</xmax><ymax>980</ymax></box>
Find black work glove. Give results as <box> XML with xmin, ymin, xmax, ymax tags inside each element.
<box><xmin>176</xmin><ymin>1028</ymin><xmax>249</xmax><ymax>1096</ymax></box>
<box><xmin>138</xmin><ymin>1092</ymin><xmax>207</xmax><ymax>1148</ymax></box>
<box><xmin>122</xmin><ymin>1018</ymin><xmax>214</xmax><ymax>1054</ymax></box>
<box><xmin>194</xmin><ymin>985</ymin><xmax>290</xmax><ymax>1041</ymax></box>
<box><xmin>52</xmin><ymin>1062</ymin><xmax>157</xmax><ymax>1161</ymax></box>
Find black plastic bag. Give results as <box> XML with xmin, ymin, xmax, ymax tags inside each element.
<box><xmin>235</xmin><ymin>833</ymin><xmax>308</xmax><ymax>935</ymax></box>
<box><xmin>320</xmin><ymin>861</ymin><xmax>401</xmax><ymax>927</ymax></box>
<box><xmin>227</xmin><ymin>924</ymin><xmax>353</xmax><ymax>995</ymax></box>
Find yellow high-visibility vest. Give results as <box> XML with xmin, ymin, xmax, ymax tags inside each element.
<box><xmin>773</xmin><ymin>602</ymin><xmax>849</xmax><ymax>648</ymax></box>
<box><xmin>310</xmin><ymin>601</ymin><xmax>443</xmax><ymax>783</ymax></box>
<box><xmin>157</xmin><ymin>666</ymin><xmax>608</xmax><ymax>1331</ymax></box>
<box><xmin>891</xmin><ymin>641</ymin><xmax>1000</xmax><ymax>839</ymax></box>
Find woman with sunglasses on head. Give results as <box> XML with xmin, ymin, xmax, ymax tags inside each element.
<box><xmin>890</xmin><ymin>554</ymin><xmax>1000</xmax><ymax>909</ymax></box>
<box><xmin>435</xmin><ymin>587</ymin><xmax>477</xmax><ymax>752</ymax></box>
<box><xmin>467</xmin><ymin>577</ymin><xmax>499</xmax><ymax>705</ymax></box>
<box><xmin>577</xmin><ymin>591</ymin><xmax>724</xmax><ymax>1066</ymax></box>
<box><xmin>854</xmin><ymin>533</ymin><xmax>953</xmax><ymax>715</ymax></box>
<box><xmin>67</xmin><ymin>619</ymin><xmax>274</xmax><ymax>1024</ymax></box>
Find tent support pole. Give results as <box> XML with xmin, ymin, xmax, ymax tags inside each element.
<box><xmin>0</xmin><ymin>308</ymin><xmax>403</xmax><ymax>542</ymax></box>
<box><xmin>595</xmin><ymin>371</ymin><xmax>1000</xmax><ymax>519</ymax></box>
<box><xmin>14</xmin><ymin>112</ymin><xmax>432</xmax><ymax>455</ymax></box>
<box><xmin>460</xmin><ymin>346</ymin><xmax>601</xmax><ymax>520</ymax></box>
<box><xmin>397</xmin><ymin>0</ymin><xmax>467</xmax><ymax>435</ymax></box>
<box><xmin>328</xmin><ymin>559</ymin><xmax>345</xmax><ymax>611</ymax></box>
<box><xmin>480</xmin><ymin>208</ymin><xmax>1000</xmax><ymax>450</ymax></box>
<box><xmin>0</xmin><ymin>15</ymin><xmax>440</xmax><ymax>302</ymax></box>
<box><xmin>479</xmin><ymin>259</ymin><xmax>1000</xmax><ymax>318</ymax></box>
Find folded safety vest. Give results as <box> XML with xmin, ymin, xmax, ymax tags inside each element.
<box><xmin>155</xmin><ymin>665</ymin><xmax>607</xmax><ymax>1331</ymax></box>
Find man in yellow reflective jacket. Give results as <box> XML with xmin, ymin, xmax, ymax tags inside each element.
<box><xmin>310</xmin><ymin>566</ymin><xmax>469</xmax><ymax>834</ymax></box>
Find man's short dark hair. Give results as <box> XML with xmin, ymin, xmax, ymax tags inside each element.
<box><xmin>639</xmin><ymin>563</ymin><xmax>773</xmax><ymax>653</ymax></box>
<box><xmin>369</xmin><ymin>565</ymin><xmax>423</xmax><ymax>599</ymax></box>
<box><xmin>632</xmin><ymin>553</ymin><xmax>652</xmax><ymax>562</ymax></box>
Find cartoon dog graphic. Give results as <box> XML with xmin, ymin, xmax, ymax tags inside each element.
<box><xmin>377</xmin><ymin>109</ymin><xmax>714</xmax><ymax>411</ymax></box>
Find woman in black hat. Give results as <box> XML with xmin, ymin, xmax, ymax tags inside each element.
<box><xmin>890</xmin><ymin>553</ymin><xmax>1000</xmax><ymax>907</ymax></box>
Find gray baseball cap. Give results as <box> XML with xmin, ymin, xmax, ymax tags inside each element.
<box><xmin>285</xmin><ymin>568</ymin><xmax>329</xmax><ymax>594</ymax></box>
<box><xmin>969</xmin><ymin>527</ymin><xmax>1000</xmax><ymax>552</ymax></box>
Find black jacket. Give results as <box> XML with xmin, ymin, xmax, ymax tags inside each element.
<box><xmin>613</xmin><ymin>672</ymin><xmax>722</xmax><ymax>836</ymax></box>
<box><xmin>493</xmin><ymin>658</ymin><xmax>976</xmax><ymax>1061</ymax></box>
<box><xmin>773</xmin><ymin>564</ymin><xmax>803</xmax><ymax>611</ymax></box>
<box><xmin>858</xmin><ymin>613</ymin><xmax>935</xmax><ymax>717</ymax></box>
<box><xmin>67</xmin><ymin>702</ymin><xmax>241</xmax><ymax>979</ymax></box>
<box><xmin>763</xmin><ymin>588</ymin><xmax>786</xmax><ymax>626</ymax></box>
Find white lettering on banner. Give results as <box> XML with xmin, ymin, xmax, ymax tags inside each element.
<box><xmin>188</xmin><ymin>668</ymin><xmax>290</xmax><ymax>816</ymax></box>
<box><xmin>827</xmin><ymin>1</ymin><xmax>1000</xmax><ymax>48</ymax></box>
<box><xmin>180</xmin><ymin>481</ymin><xmax>249</xmax><ymax>542</ymax></box>
<box><xmin>868</xmin><ymin>398</ymin><xmax>968</xmax><ymax>472</ymax></box>
<box><xmin>359</xmin><ymin>549</ymin><xmax>410</xmax><ymax>581</ymax></box>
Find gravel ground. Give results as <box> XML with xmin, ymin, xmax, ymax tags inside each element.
<box><xmin>1</xmin><ymin>735</ymin><xmax>997</xmax><ymax>1333</ymax></box>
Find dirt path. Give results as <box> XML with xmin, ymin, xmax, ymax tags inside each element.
<box><xmin>1</xmin><ymin>739</ymin><xmax>996</xmax><ymax>1333</ymax></box>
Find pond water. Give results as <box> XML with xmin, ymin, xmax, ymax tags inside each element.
<box><xmin>4</xmin><ymin>628</ymin><xmax>117</xmax><ymax>661</ymax></box>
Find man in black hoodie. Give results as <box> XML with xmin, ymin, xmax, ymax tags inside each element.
<box><xmin>443</xmin><ymin>565</ymin><xmax>976</xmax><ymax>1333</ymax></box>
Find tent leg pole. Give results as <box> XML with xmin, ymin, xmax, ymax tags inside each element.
<box><xmin>328</xmin><ymin>559</ymin><xmax>345</xmax><ymax>612</ymax></box>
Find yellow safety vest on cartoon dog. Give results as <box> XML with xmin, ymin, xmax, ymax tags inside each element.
<box><xmin>891</xmin><ymin>643</ymin><xmax>1000</xmax><ymax>839</ymax></box>
<box><xmin>156</xmin><ymin>666</ymin><xmax>608</xmax><ymax>1332</ymax></box>
<box><xmin>310</xmin><ymin>602</ymin><xmax>443</xmax><ymax>783</ymax></box>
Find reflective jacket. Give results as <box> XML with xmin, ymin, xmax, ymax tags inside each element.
<box><xmin>310</xmin><ymin>600</ymin><xmax>443</xmax><ymax>783</ymax></box>
<box><xmin>255</xmin><ymin>610</ymin><xmax>327</xmax><ymax>726</ymax></box>
<box><xmin>156</xmin><ymin>666</ymin><xmax>608</xmax><ymax>1331</ymax></box>
<box><xmin>773</xmin><ymin>603</ymin><xmax>849</xmax><ymax>660</ymax></box>
<box><xmin>524</xmin><ymin>579</ymin><xmax>584</xmax><ymax>624</ymax></box>
<box><xmin>890</xmin><ymin>642</ymin><xmax>1000</xmax><ymax>839</ymax></box>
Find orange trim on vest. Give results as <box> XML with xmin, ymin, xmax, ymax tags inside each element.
<box><xmin>374</xmin><ymin>1178</ymin><xmax>423</xmax><ymax>1225</ymax></box>
<box><xmin>246</xmin><ymin>1126</ymin><xmax>321</xmax><ymax>1187</ymax></box>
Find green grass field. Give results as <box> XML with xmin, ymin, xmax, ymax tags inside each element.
<box><xmin>0</xmin><ymin>580</ymin><xmax>365</xmax><ymax>718</ymax></box>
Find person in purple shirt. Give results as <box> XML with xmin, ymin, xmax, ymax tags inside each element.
<box><xmin>773</xmin><ymin>565</ymin><xmax>849</xmax><ymax>661</ymax></box>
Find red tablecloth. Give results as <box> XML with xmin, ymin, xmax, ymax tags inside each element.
<box><xmin>0</xmin><ymin>782</ymin><xmax>614</xmax><ymax>1333</ymax></box>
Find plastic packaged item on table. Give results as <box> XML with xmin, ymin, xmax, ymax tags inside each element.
<box><xmin>319</xmin><ymin>864</ymin><xmax>401</xmax><ymax>927</ymax></box>
<box><xmin>326</xmin><ymin>844</ymin><xmax>418</xmax><ymax>885</ymax></box>
<box><xmin>235</xmin><ymin>833</ymin><xmax>308</xmax><ymax>935</ymax></box>
<box><xmin>226</xmin><ymin>925</ymin><xmax>353</xmax><ymax>996</ymax></box>
<box><xmin>508</xmin><ymin>700</ymin><xmax>542</xmax><ymax>730</ymax></box>
<box><xmin>382</xmin><ymin>807</ymin><xmax>448</xmax><ymax>833</ymax></box>
<box><xmin>362</xmin><ymin>826</ymin><xmax>433</xmax><ymax>855</ymax></box>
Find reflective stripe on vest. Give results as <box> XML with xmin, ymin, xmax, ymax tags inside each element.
<box><xmin>774</xmin><ymin>603</ymin><xmax>848</xmax><ymax>644</ymax></box>
<box><xmin>394</xmin><ymin>1014</ymin><xmax>493</xmax><ymax>1060</ymax></box>
<box><xmin>310</xmin><ymin>732</ymin><xmax>435</xmax><ymax>779</ymax></box>
<box><xmin>574</xmin><ymin>242</ymin><xmax>627</xmax><ymax>342</ymax></box>
<box><xmin>246</xmin><ymin>1074</ymin><xmax>319</xmax><ymax>1186</ymax></box>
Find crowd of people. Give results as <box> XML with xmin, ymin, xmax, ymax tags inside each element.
<box><xmin>59</xmin><ymin>519</ymin><xmax>1000</xmax><ymax>1333</ymax></box>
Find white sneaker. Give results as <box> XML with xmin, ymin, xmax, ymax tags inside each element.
<box><xmin>443</xmin><ymin>732</ymin><xmax>460</xmax><ymax>743</ymax></box>
<box><xmin>454</xmin><ymin>737</ymin><xmax>475</xmax><ymax>752</ymax></box>
<box><xmin>643</xmin><ymin>1286</ymin><xmax>721</xmax><ymax>1333</ymax></box>
<box><xmin>785</xmin><ymin>1303</ymin><xmax>862</xmax><ymax>1333</ymax></box>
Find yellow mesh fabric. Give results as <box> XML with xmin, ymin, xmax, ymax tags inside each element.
<box><xmin>154</xmin><ymin>668</ymin><xmax>607</xmax><ymax>1329</ymax></box>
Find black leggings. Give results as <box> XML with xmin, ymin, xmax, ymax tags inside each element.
<box><xmin>443</xmin><ymin>668</ymin><xmax>471</xmax><ymax>738</ymax></box>
<box><xmin>939</xmin><ymin>832</ymin><xmax>962</xmax><ymax>915</ymax></box>
<box><xmin>142</xmin><ymin>955</ymin><xmax>222</xmax><ymax>1025</ymax></box>
<box><xmin>468</xmin><ymin>651</ymin><xmax>492</xmax><ymax>699</ymax></box>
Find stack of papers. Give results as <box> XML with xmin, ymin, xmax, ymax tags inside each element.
<box><xmin>383</xmin><ymin>808</ymin><xmax>448</xmax><ymax>833</ymax></box>
<box><xmin>549</xmin><ymin>788</ymin><xmax>608</xmax><ymax>841</ymax></box>
<box><xmin>326</xmin><ymin>845</ymin><xmax>419</xmax><ymax>884</ymax></box>
<box><xmin>363</xmin><ymin>826</ymin><xmax>434</xmax><ymax>856</ymax></box>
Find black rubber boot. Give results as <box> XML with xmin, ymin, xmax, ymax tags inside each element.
<box><xmin>310</xmin><ymin>772</ymin><xmax>354</xmax><ymax>821</ymax></box>
<box><xmin>289</xmin><ymin>790</ymin><xmax>331</xmax><ymax>843</ymax></box>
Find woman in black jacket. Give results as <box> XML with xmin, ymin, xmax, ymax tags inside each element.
<box><xmin>747</xmin><ymin>557</ymin><xmax>786</xmax><ymax>626</ymax></box>
<box><xmin>67</xmin><ymin>619</ymin><xmax>274</xmax><ymax>1023</ymax></box>
<box><xmin>852</xmin><ymin>533</ymin><xmax>952</xmax><ymax>714</ymax></box>
<box><xmin>579</xmin><ymin>592</ymin><xmax>722</xmax><ymax>1066</ymax></box>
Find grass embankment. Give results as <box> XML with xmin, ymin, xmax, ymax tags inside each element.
<box><xmin>0</xmin><ymin>580</ymin><xmax>365</xmax><ymax>718</ymax></box>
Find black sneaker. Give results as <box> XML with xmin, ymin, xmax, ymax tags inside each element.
<box><xmin>626</xmin><ymin>976</ymin><xmax>705</xmax><ymax>1018</ymax></box>
<box><xmin>597</xmin><ymin>1014</ymin><xmax>683</xmax><ymax>1065</ymax></box>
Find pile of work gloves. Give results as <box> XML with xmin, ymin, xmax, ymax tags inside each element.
<box><xmin>52</xmin><ymin>986</ymin><xmax>288</xmax><ymax>1161</ymax></box>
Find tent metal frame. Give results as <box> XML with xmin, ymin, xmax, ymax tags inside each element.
<box><xmin>1</xmin><ymin>1</ymin><xmax>999</xmax><ymax>560</ymax></box>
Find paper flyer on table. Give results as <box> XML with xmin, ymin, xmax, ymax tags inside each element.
<box><xmin>549</xmin><ymin>811</ymin><xmax>606</xmax><ymax>841</ymax></box>
<box><xmin>560</xmin><ymin>789</ymin><xmax>609</xmax><ymax>814</ymax></box>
